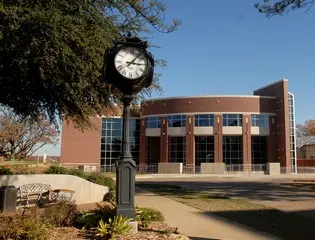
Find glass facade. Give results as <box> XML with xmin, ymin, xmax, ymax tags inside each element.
<box><xmin>223</xmin><ymin>114</ymin><xmax>242</xmax><ymax>126</ymax></box>
<box><xmin>195</xmin><ymin>136</ymin><xmax>214</xmax><ymax>165</ymax></box>
<box><xmin>100</xmin><ymin>117</ymin><xmax>140</xmax><ymax>172</ymax></box>
<box><xmin>223</xmin><ymin>136</ymin><xmax>243</xmax><ymax>165</ymax></box>
<box><xmin>251</xmin><ymin>136</ymin><xmax>267</xmax><ymax>164</ymax></box>
<box><xmin>146</xmin><ymin>116</ymin><xmax>160</xmax><ymax>128</ymax></box>
<box><xmin>251</xmin><ymin>114</ymin><xmax>269</xmax><ymax>127</ymax></box>
<box><xmin>288</xmin><ymin>92</ymin><xmax>297</xmax><ymax>173</ymax></box>
<box><xmin>168</xmin><ymin>115</ymin><xmax>186</xmax><ymax>127</ymax></box>
<box><xmin>168</xmin><ymin>137</ymin><xmax>186</xmax><ymax>162</ymax></box>
<box><xmin>195</xmin><ymin>114</ymin><xmax>214</xmax><ymax>127</ymax></box>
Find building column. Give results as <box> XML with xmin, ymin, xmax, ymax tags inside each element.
<box><xmin>214</xmin><ymin>114</ymin><xmax>223</xmax><ymax>163</ymax></box>
<box><xmin>242</xmin><ymin>114</ymin><xmax>252</xmax><ymax>172</ymax></box>
<box><xmin>267</xmin><ymin>116</ymin><xmax>277</xmax><ymax>163</ymax></box>
<box><xmin>139</xmin><ymin>118</ymin><xmax>147</xmax><ymax>172</ymax></box>
<box><xmin>160</xmin><ymin>117</ymin><xmax>168</xmax><ymax>163</ymax></box>
<box><xmin>185</xmin><ymin>115</ymin><xmax>195</xmax><ymax>173</ymax></box>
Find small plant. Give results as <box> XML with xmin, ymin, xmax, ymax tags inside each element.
<box><xmin>44</xmin><ymin>165</ymin><xmax>69</xmax><ymax>174</ymax></box>
<box><xmin>0</xmin><ymin>166</ymin><xmax>12</xmax><ymax>175</ymax></box>
<box><xmin>96</xmin><ymin>215</ymin><xmax>132</xmax><ymax>240</ymax></box>
<box><xmin>41</xmin><ymin>201</ymin><xmax>79</xmax><ymax>227</ymax></box>
<box><xmin>136</xmin><ymin>206</ymin><xmax>165</xmax><ymax>229</ymax></box>
<box><xmin>93</xmin><ymin>203</ymin><xmax>116</xmax><ymax>222</ymax></box>
<box><xmin>96</xmin><ymin>219</ymin><xmax>109</xmax><ymax>238</ymax></box>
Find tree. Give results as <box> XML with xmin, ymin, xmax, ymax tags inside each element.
<box><xmin>255</xmin><ymin>0</ymin><xmax>315</xmax><ymax>16</ymax></box>
<box><xmin>296</xmin><ymin>119</ymin><xmax>315</xmax><ymax>137</ymax></box>
<box><xmin>0</xmin><ymin>106</ymin><xmax>59</xmax><ymax>160</ymax></box>
<box><xmin>0</xmin><ymin>0</ymin><xmax>180</xmax><ymax>128</ymax></box>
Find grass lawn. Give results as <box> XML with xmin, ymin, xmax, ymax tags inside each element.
<box><xmin>136</xmin><ymin>183</ymin><xmax>315</xmax><ymax>240</ymax></box>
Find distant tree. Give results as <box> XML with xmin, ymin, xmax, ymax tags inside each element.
<box><xmin>296</xmin><ymin>119</ymin><xmax>315</xmax><ymax>137</ymax></box>
<box><xmin>0</xmin><ymin>0</ymin><xmax>181</xmax><ymax>128</ymax></box>
<box><xmin>0</xmin><ymin>106</ymin><xmax>59</xmax><ymax>160</ymax></box>
<box><xmin>255</xmin><ymin>0</ymin><xmax>315</xmax><ymax>17</ymax></box>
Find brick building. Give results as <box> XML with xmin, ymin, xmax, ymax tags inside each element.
<box><xmin>60</xmin><ymin>79</ymin><xmax>297</xmax><ymax>173</ymax></box>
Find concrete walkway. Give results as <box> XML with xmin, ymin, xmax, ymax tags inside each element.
<box><xmin>135</xmin><ymin>188</ymin><xmax>281</xmax><ymax>240</ymax></box>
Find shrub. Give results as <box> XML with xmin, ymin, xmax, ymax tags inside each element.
<box><xmin>68</xmin><ymin>168</ymin><xmax>89</xmax><ymax>179</ymax></box>
<box><xmin>87</xmin><ymin>172</ymin><xmax>116</xmax><ymax>190</ymax></box>
<box><xmin>74</xmin><ymin>203</ymin><xmax>116</xmax><ymax>229</ymax></box>
<box><xmin>10</xmin><ymin>165</ymin><xmax>36</xmax><ymax>174</ymax></box>
<box><xmin>44</xmin><ymin>166</ymin><xmax>115</xmax><ymax>189</ymax></box>
<box><xmin>41</xmin><ymin>201</ymin><xmax>79</xmax><ymax>227</ymax></box>
<box><xmin>96</xmin><ymin>215</ymin><xmax>132</xmax><ymax>240</ymax></box>
<box><xmin>104</xmin><ymin>189</ymin><xmax>116</xmax><ymax>203</ymax></box>
<box><xmin>0</xmin><ymin>211</ymin><xmax>47</xmax><ymax>240</ymax></box>
<box><xmin>0</xmin><ymin>166</ymin><xmax>12</xmax><ymax>175</ymax></box>
<box><xmin>44</xmin><ymin>165</ymin><xmax>69</xmax><ymax>174</ymax></box>
<box><xmin>136</xmin><ymin>207</ymin><xmax>165</xmax><ymax>228</ymax></box>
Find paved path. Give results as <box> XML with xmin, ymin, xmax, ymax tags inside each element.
<box><xmin>135</xmin><ymin>188</ymin><xmax>280</xmax><ymax>240</ymax></box>
<box><xmin>136</xmin><ymin>175</ymin><xmax>315</xmax><ymax>219</ymax></box>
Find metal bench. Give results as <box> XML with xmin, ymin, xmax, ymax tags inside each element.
<box><xmin>18</xmin><ymin>183</ymin><xmax>51</xmax><ymax>207</ymax></box>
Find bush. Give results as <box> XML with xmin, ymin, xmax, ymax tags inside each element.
<box><xmin>75</xmin><ymin>203</ymin><xmax>116</xmax><ymax>229</ymax></box>
<box><xmin>68</xmin><ymin>168</ymin><xmax>89</xmax><ymax>179</ymax></box>
<box><xmin>0</xmin><ymin>210</ymin><xmax>48</xmax><ymax>240</ymax></box>
<box><xmin>87</xmin><ymin>172</ymin><xmax>116</xmax><ymax>190</ymax></box>
<box><xmin>96</xmin><ymin>215</ymin><xmax>132</xmax><ymax>240</ymax></box>
<box><xmin>44</xmin><ymin>165</ymin><xmax>69</xmax><ymax>174</ymax></box>
<box><xmin>104</xmin><ymin>189</ymin><xmax>116</xmax><ymax>203</ymax></box>
<box><xmin>10</xmin><ymin>165</ymin><xmax>36</xmax><ymax>174</ymax></box>
<box><xmin>44</xmin><ymin>166</ymin><xmax>115</xmax><ymax>189</ymax></box>
<box><xmin>0</xmin><ymin>166</ymin><xmax>12</xmax><ymax>175</ymax></box>
<box><xmin>136</xmin><ymin>207</ymin><xmax>165</xmax><ymax>228</ymax></box>
<box><xmin>41</xmin><ymin>201</ymin><xmax>79</xmax><ymax>227</ymax></box>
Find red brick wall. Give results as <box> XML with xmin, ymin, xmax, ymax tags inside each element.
<box><xmin>254</xmin><ymin>80</ymin><xmax>291</xmax><ymax>170</ymax></box>
<box><xmin>60</xmin><ymin>118</ymin><xmax>101</xmax><ymax>166</ymax></box>
<box><xmin>297</xmin><ymin>159</ymin><xmax>315</xmax><ymax>167</ymax></box>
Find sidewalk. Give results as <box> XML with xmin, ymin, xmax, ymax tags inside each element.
<box><xmin>135</xmin><ymin>188</ymin><xmax>281</xmax><ymax>240</ymax></box>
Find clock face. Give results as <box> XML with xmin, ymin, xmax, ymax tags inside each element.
<box><xmin>114</xmin><ymin>47</ymin><xmax>148</xmax><ymax>79</ymax></box>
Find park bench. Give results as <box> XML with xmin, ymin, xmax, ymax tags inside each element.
<box><xmin>18</xmin><ymin>183</ymin><xmax>51</xmax><ymax>206</ymax></box>
<box><xmin>18</xmin><ymin>184</ymin><xmax>75</xmax><ymax>207</ymax></box>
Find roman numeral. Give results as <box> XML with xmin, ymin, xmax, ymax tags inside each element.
<box><xmin>139</xmin><ymin>68</ymin><xmax>144</xmax><ymax>72</ymax></box>
<box><xmin>129</xmin><ymin>72</ymin><xmax>133</xmax><ymax>78</ymax></box>
<box><xmin>122</xmin><ymin>70</ymin><xmax>126</xmax><ymax>76</ymax></box>
<box><xmin>117</xmin><ymin>65</ymin><xmax>123</xmax><ymax>71</ymax></box>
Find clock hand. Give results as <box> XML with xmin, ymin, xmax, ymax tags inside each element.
<box><xmin>126</xmin><ymin>62</ymin><xmax>145</xmax><ymax>66</ymax></box>
<box><xmin>127</xmin><ymin>52</ymin><xmax>142</xmax><ymax>67</ymax></box>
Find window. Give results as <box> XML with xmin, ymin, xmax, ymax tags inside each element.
<box><xmin>146</xmin><ymin>116</ymin><xmax>160</xmax><ymax>128</ymax></box>
<box><xmin>168</xmin><ymin>137</ymin><xmax>186</xmax><ymax>162</ymax></box>
<box><xmin>195</xmin><ymin>114</ymin><xmax>214</xmax><ymax>127</ymax></box>
<box><xmin>100</xmin><ymin>118</ymin><xmax>140</xmax><ymax>172</ymax></box>
<box><xmin>251</xmin><ymin>114</ymin><xmax>269</xmax><ymax>127</ymax></box>
<box><xmin>223</xmin><ymin>114</ymin><xmax>242</xmax><ymax>126</ymax></box>
<box><xmin>223</xmin><ymin>136</ymin><xmax>243</xmax><ymax>165</ymax></box>
<box><xmin>251</xmin><ymin>136</ymin><xmax>267</xmax><ymax>164</ymax></box>
<box><xmin>168</xmin><ymin>115</ymin><xmax>186</xmax><ymax>127</ymax></box>
<box><xmin>195</xmin><ymin>136</ymin><xmax>214</xmax><ymax>165</ymax></box>
<box><xmin>288</xmin><ymin>92</ymin><xmax>297</xmax><ymax>172</ymax></box>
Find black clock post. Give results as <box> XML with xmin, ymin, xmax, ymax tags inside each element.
<box><xmin>103</xmin><ymin>33</ymin><xmax>154</xmax><ymax>220</ymax></box>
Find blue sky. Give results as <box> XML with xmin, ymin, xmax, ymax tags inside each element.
<box><xmin>40</xmin><ymin>0</ymin><xmax>315</xmax><ymax>156</ymax></box>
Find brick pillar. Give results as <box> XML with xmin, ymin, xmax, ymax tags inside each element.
<box><xmin>185</xmin><ymin>115</ymin><xmax>195</xmax><ymax>173</ymax></box>
<box><xmin>139</xmin><ymin>118</ymin><xmax>147</xmax><ymax>172</ymax></box>
<box><xmin>242</xmin><ymin>114</ymin><xmax>252</xmax><ymax>173</ymax></box>
<box><xmin>160</xmin><ymin>117</ymin><xmax>168</xmax><ymax>163</ymax></box>
<box><xmin>214</xmin><ymin>114</ymin><xmax>223</xmax><ymax>163</ymax></box>
<box><xmin>267</xmin><ymin>116</ymin><xmax>277</xmax><ymax>163</ymax></box>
